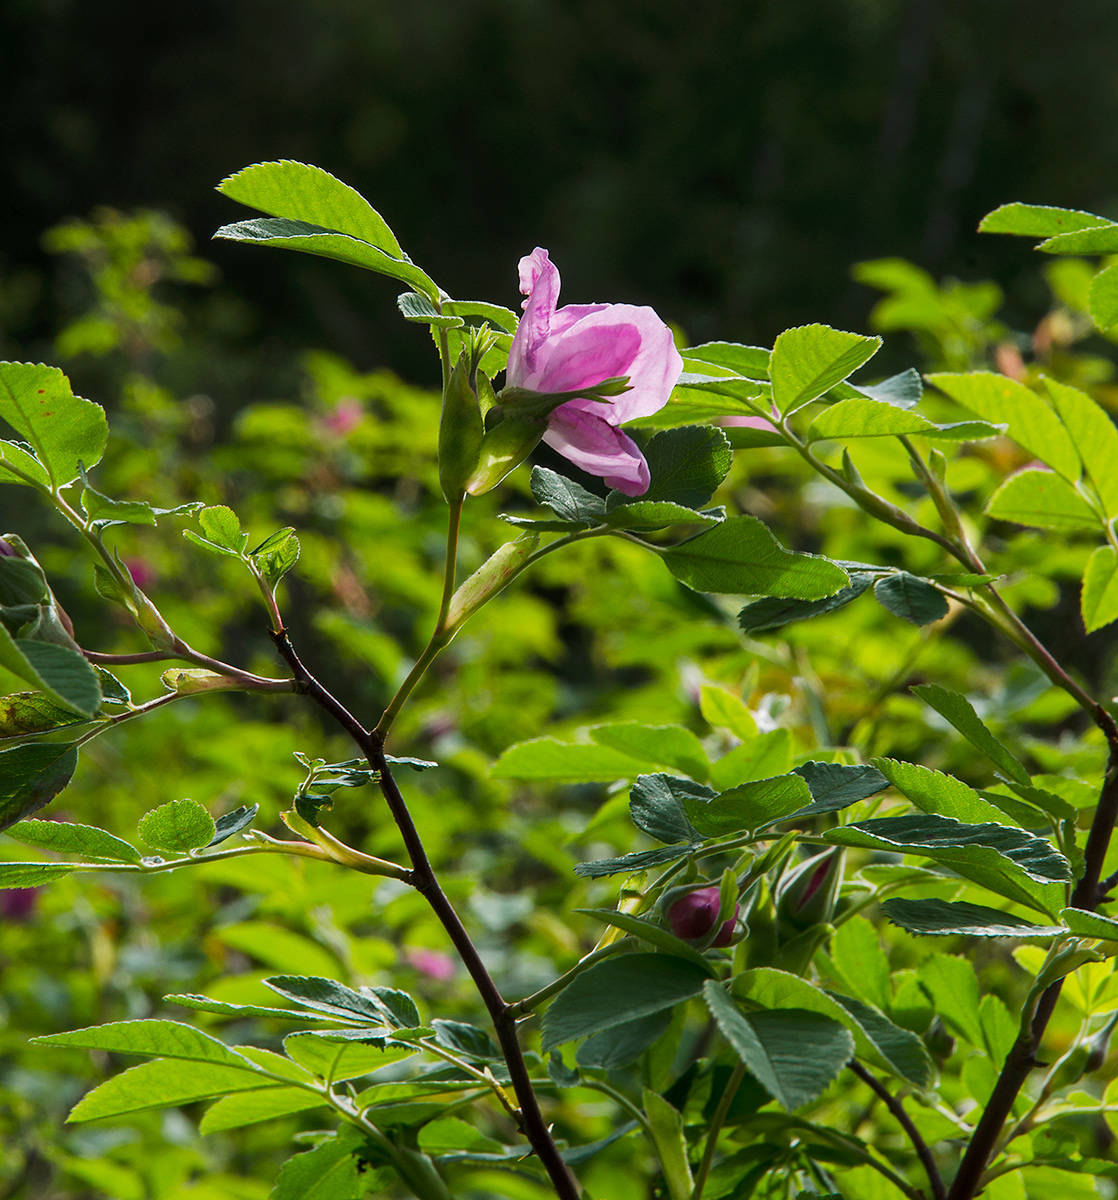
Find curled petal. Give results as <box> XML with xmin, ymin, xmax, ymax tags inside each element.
<box><xmin>542</xmin><ymin>407</ymin><xmax>650</xmax><ymax>496</ymax></box>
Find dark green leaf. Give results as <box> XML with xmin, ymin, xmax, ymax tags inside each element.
<box><xmin>576</xmin><ymin>1011</ymin><xmax>672</xmax><ymax>1069</ymax></box>
<box><xmin>5</xmin><ymin>818</ymin><xmax>142</xmax><ymax>864</ymax></box>
<box><xmin>628</xmin><ymin>773</ymin><xmax>707</xmax><ymax>844</ymax></box>
<box><xmin>662</xmin><ymin>516</ymin><xmax>850</xmax><ymax>599</ymax></box>
<box><xmin>0</xmin><ymin>624</ymin><xmax>102</xmax><ymax>717</ymax></box>
<box><xmin>573</xmin><ymin>845</ymin><xmax>692</xmax><ymax>879</ymax></box>
<box><xmin>882</xmin><ymin>898</ymin><xmax>1065</xmax><ymax>938</ymax></box>
<box><xmin>0</xmin><ymin>556</ymin><xmax>48</xmax><ymax>605</ymax></box>
<box><xmin>384</xmin><ymin>754</ymin><xmax>438</xmax><ymax>772</ymax></box>
<box><xmin>432</xmin><ymin>1019</ymin><xmax>500</xmax><ymax>1060</ymax></box>
<box><xmin>529</xmin><ymin>466</ymin><xmax>606</xmax><ymax>525</ymax></box>
<box><xmin>366</xmin><ymin>987</ymin><xmax>420</xmax><ymax>1029</ymax></box>
<box><xmin>628</xmin><ymin>425</ymin><xmax>732</xmax><ymax>509</ymax></box>
<box><xmin>979</xmin><ymin>203</ymin><xmax>1111</xmax><ymax>238</ymax></box>
<box><xmin>738</xmin><ymin>572</ymin><xmax>873</xmax><ymax>633</ymax></box>
<box><xmin>263</xmin><ymin>975</ymin><xmax>387</xmax><ymax>1024</ymax></box>
<box><xmin>683</xmin><ymin>774</ymin><xmax>812</xmax><ymax>836</ymax></box>
<box><xmin>33</xmin><ymin>1019</ymin><xmax>265</xmax><ymax>1069</ymax></box>
<box><xmin>0</xmin><ymin>741</ymin><xmax>79</xmax><ymax>831</ymax></box>
<box><xmin>574</xmin><ymin>910</ymin><xmax>718</xmax><ymax>973</ymax></box>
<box><xmin>207</xmin><ymin>804</ymin><xmax>259</xmax><ymax>847</ymax></box>
<box><xmin>703</xmin><ymin>982</ymin><xmax>854</xmax><ymax>1109</ymax></box>
<box><xmin>0</xmin><ymin>861</ymin><xmax>77</xmax><ymax>887</ymax></box>
<box><xmin>912</xmin><ymin>683</ymin><xmax>1030</xmax><ymax>784</ymax></box>
<box><xmin>853</xmin><ymin>368</ymin><xmax>923</xmax><ymax>409</ymax></box>
<box><xmin>540</xmin><ymin>953</ymin><xmax>709</xmax><ymax>1051</ymax></box>
<box><xmin>0</xmin><ymin>692</ymin><xmax>83</xmax><ymax>738</ymax></box>
<box><xmin>825</xmin><ymin>993</ymin><xmax>932</xmax><ymax>1088</ymax></box>
<box><xmin>165</xmin><ymin>994</ymin><xmax>350</xmax><ymax>1022</ymax></box>
<box><xmin>873</xmin><ymin>573</ymin><xmax>949</xmax><ymax>625</ymax></box>
<box><xmin>137</xmin><ymin>798</ymin><xmax>216</xmax><ymax>853</ymax></box>
<box><xmin>0</xmin><ymin>361</ymin><xmax>108</xmax><ymax>487</ymax></box>
<box><xmin>783</xmin><ymin>762</ymin><xmax>890</xmax><ymax>821</ymax></box>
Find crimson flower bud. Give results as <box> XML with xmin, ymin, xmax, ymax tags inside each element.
<box><xmin>666</xmin><ymin>885</ymin><xmax>739</xmax><ymax>947</ymax></box>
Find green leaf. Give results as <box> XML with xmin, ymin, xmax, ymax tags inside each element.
<box><xmin>213</xmin><ymin>925</ymin><xmax>339</xmax><ymax>978</ymax></box>
<box><xmin>540</xmin><ymin>953</ymin><xmax>710</xmax><ymax>1051</ymax></box>
<box><xmin>0</xmin><ymin>555</ymin><xmax>48</xmax><ymax>604</ymax></box>
<box><xmin>710</xmin><ymin>728</ymin><xmax>793</xmax><ymax>791</ymax></box>
<box><xmin>574</xmin><ymin>910</ymin><xmax>717</xmax><ymax>974</ymax></box>
<box><xmin>78</xmin><ymin>483</ymin><xmax>202</xmax><ymax>529</ymax></box>
<box><xmin>0</xmin><ymin>623</ymin><xmax>102</xmax><ymax>716</ymax></box>
<box><xmin>1042</xmin><ymin>377</ymin><xmax>1118</xmax><ymax>518</ymax></box>
<box><xmin>1089</xmin><ymin>263</ymin><xmax>1118</xmax><ymax>330</ymax></box>
<box><xmin>137</xmin><ymin>798</ymin><xmax>216</xmax><ymax>853</ymax></box>
<box><xmin>529</xmin><ymin>466</ymin><xmax>606</xmax><ymax>525</ymax></box>
<box><xmin>573</xmin><ymin>845</ymin><xmax>692</xmax><ymax>879</ymax></box>
<box><xmin>219</xmin><ymin>161</ymin><xmax>404</xmax><ymax>255</ymax></box>
<box><xmin>397</xmin><ymin>291</ymin><xmax>464</xmax><ymax>328</ymax></box>
<box><xmin>0</xmin><ymin>362</ymin><xmax>108</xmax><ymax>487</ymax></box>
<box><xmin>699</xmin><ymin>686</ymin><xmax>758</xmax><ymax>740</ymax></box>
<box><xmin>831</xmin><ymin>916</ymin><xmax>892</xmax><ymax>1012</ymax></box>
<box><xmin>883</xmin><ymin>898</ymin><xmax>1065</xmax><ymax>938</ymax></box>
<box><xmin>917</xmin><ymin>954</ymin><xmax>984</xmax><ymax>1046</ymax></box>
<box><xmin>575</xmin><ymin>1013</ymin><xmax>672</xmax><ymax>1070</ymax></box>
<box><xmin>33</xmin><ymin>1019</ymin><xmax>265</xmax><ymax>1069</ymax></box>
<box><xmin>283</xmin><ymin>1032</ymin><xmax>415</xmax><ymax>1082</ymax></box>
<box><xmin>200</xmin><ymin>1086</ymin><xmax>327</xmax><ymax>1134</ymax></box>
<box><xmin>68</xmin><ymin>1060</ymin><xmax>278</xmax><ymax>1123</ymax></box>
<box><xmin>431</xmin><ymin>1018</ymin><xmax>499</xmax><ymax>1060</ymax></box>
<box><xmin>822</xmin><ymin>814</ymin><xmax>1071</xmax><ymax>916</ymax></box>
<box><xmin>605</xmin><ymin>500</ymin><xmax>720</xmax><ymax>531</ymax></box>
<box><xmin>985</xmin><ymin>468</ymin><xmax>1100</xmax><ymax>531</ymax></box>
<box><xmin>249</xmin><ymin>527</ymin><xmax>300</xmax><ymax>588</ymax></box>
<box><xmin>683</xmin><ymin>774</ymin><xmax>812</xmax><ymax>837</ymax></box>
<box><xmin>0</xmin><ymin>861</ymin><xmax>77</xmax><ymax>887</ymax></box>
<box><xmin>629</xmin><ymin>773</ymin><xmax>706</xmax><ymax>844</ymax></box>
<box><xmin>443</xmin><ymin>298</ymin><xmax>518</xmax><ymax>333</ymax></box>
<box><xmin>0</xmin><ymin>691</ymin><xmax>82</xmax><ymax>738</ymax></box>
<box><xmin>1039</xmin><ymin>225</ymin><xmax>1118</xmax><ymax>255</ymax></box>
<box><xmin>628</xmin><ymin>425</ymin><xmax>732</xmax><ymax>509</ymax></box>
<box><xmin>769</xmin><ymin>325</ymin><xmax>881</xmax><ymax>414</ymax></box>
<box><xmin>207</xmin><ymin>803</ymin><xmax>259</xmax><ymax>847</ymax></box>
<box><xmin>214</xmin><ymin>217</ymin><xmax>439</xmax><ymax>301</ymax></box>
<box><xmin>490</xmin><ymin>737</ymin><xmax>650</xmax><ymax>782</ymax></box>
<box><xmin>643</xmin><ymin>1090</ymin><xmax>694</xmax><ymax>1200</ymax></box>
<box><xmin>1082</xmin><ymin>546</ymin><xmax>1118</xmax><ymax>633</ymax></box>
<box><xmin>684</xmin><ymin>341</ymin><xmax>771</xmax><ymax>379</ymax></box>
<box><xmin>590</xmin><ymin>724</ymin><xmax>709</xmax><ymax>783</ymax></box>
<box><xmin>785</xmin><ymin>762</ymin><xmax>889</xmax><ymax>821</ymax></box>
<box><xmin>871</xmin><ymin>757</ymin><xmax>1014</xmax><ymax>825</ymax></box>
<box><xmin>5</xmin><ymin>818</ymin><xmax>142</xmax><ymax>864</ymax></box>
<box><xmin>0</xmin><ymin>741</ymin><xmax>79</xmax><ymax>831</ymax></box>
<box><xmin>738</xmin><ymin>572</ymin><xmax>873</xmax><ymax>633</ymax></box>
<box><xmin>263</xmin><ymin>975</ymin><xmax>387</xmax><ymax>1023</ymax></box>
<box><xmin>926</xmin><ymin>372</ymin><xmax>1080</xmax><ymax>482</ymax></box>
<box><xmin>271</xmin><ymin>1128</ymin><xmax>370</xmax><ymax>1200</ymax></box>
<box><xmin>1060</xmin><ymin>907</ymin><xmax>1118</xmax><ymax>940</ymax></box>
<box><xmin>807</xmin><ymin>398</ymin><xmax>940</xmax><ymax>441</ymax></box>
<box><xmin>724</xmin><ymin>425</ymin><xmax>787</xmax><ymax>449</ymax></box>
<box><xmin>978</xmin><ymin>203</ymin><xmax>1111</xmax><ymax>238</ymax></box>
<box><xmin>166</xmin><ymin>993</ymin><xmax>350</xmax><ymax>1022</ymax></box>
<box><xmin>911</xmin><ymin>684</ymin><xmax>1030</xmax><ymax>784</ymax></box>
<box><xmin>0</xmin><ymin>438</ymin><xmax>51</xmax><ymax>489</ymax></box>
<box><xmin>853</xmin><ymin>368</ymin><xmax>924</xmax><ymax>409</ymax></box>
<box><xmin>703</xmin><ymin>982</ymin><xmax>854</xmax><ymax>1109</ymax></box>
<box><xmin>197</xmin><ymin>505</ymin><xmax>249</xmax><ymax>556</ymax></box>
<box><xmin>873</xmin><ymin>573</ymin><xmax>948</xmax><ymax>625</ymax></box>
<box><xmin>661</xmin><ymin>515</ymin><xmax>849</xmax><ymax>599</ymax></box>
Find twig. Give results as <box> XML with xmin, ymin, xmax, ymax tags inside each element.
<box><xmin>850</xmin><ymin>1060</ymin><xmax>945</xmax><ymax>1200</ymax></box>
<box><xmin>269</xmin><ymin>626</ymin><xmax>581</xmax><ymax>1200</ymax></box>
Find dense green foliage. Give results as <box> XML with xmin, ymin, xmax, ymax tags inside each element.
<box><xmin>2</xmin><ymin>164</ymin><xmax>1118</xmax><ymax>1200</ymax></box>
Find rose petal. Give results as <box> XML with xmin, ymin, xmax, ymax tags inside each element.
<box><xmin>542</xmin><ymin>407</ymin><xmax>650</xmax><ymax>495</ymax></box>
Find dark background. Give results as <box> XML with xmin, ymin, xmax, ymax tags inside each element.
<box><xmin>3</xmin><ymin>0</ymin><xmax>1117</xmax><ymax>385</ymax></box>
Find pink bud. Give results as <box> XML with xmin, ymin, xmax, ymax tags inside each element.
<box><xmin>0</xmin><ymin>538</ymin><xmax>17</xmax><ymax>557</ymax></box>
<box><xmin>666</xmin><ymin>886</ymin><xmax>739</xmax><ymax>947</ymax></box>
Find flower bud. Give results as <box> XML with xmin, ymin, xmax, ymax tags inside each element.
<box><xmin>444</xmin><ymin>535</ymin><xmax>540</xmax><ymax>630</ymax></box>
<box><xmin>666</xmin><ymin>885</ymin><xmax>739</xmax><ymax>947</ymax></box>
<box><xmin>0</xmin><ymin>537</ymin><xmax>16</xmax><ymax>557</ymax></box>
<box><xmin>464</xmin><ymin>411</ymin><xmax>549</xmax><ymax>496</ymax></box>
<box><xmin>775</xmin><ymin>848</ymin><xmax>843</xmax><ymax>934</ymax></box>
<box><xmin>438</xmin><ymin>352</ymin><xmax>485</xmax><ymax>502</ymax></box>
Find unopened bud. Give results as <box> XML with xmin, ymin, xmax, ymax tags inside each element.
<box><xmin>0</xmin><ymin>537</ymin><xmax>16</xmax><ymax>558</ymax></box>
<box><xmin>666</xmin><ymin>886</ymin><xmax>739</xmax><ymax>947</ymax></box>
<box><xmin>776</xmin><ymin>848</ymin><xmax>843</xmax><ymax>933</ymax></box>
<box><xmin>438</xmin><ymin>353</ymin><xmax>484</xmax><ymax>502</ymax></box>
<box><xmin>464</xmin><ymin>412</ymin><xmax>549</xmax><ymax>496</ymax></box>
<box><xmin>444</xmin><ymin>535</ymin><xmax>540</xmax><ymax>630</ymax></box>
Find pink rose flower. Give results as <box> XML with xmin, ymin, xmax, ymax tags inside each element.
<box><xmin>506</xmin><ymin>248</ymin><xmax>682</xmax><ymax>495</ymax></box>
<box><xmin>666</xmin><ymin>885</ymin><xmax>739</xmax><ymax>947</ymax></box>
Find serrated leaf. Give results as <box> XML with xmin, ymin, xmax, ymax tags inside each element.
<box><xmin>263</xmin><ymin>975</ymin><xmax>387</xmax><ymax>1023</ymax></box>
<box><xmin>1042</xmin><ymin>377</ymin><xmax>1118</xmax><ymax>518</ymax></box>
<box><xmin>198</xmin><ymin>505</ymin><xmax>248</xmax><ymax>555</ymax></box>
<box><xmin>0</xmin><ymin>438</ymin><xmax>50</xmax><ymax>489</ymax></box>
<box><xmin>249</xmin><ymin>527</ymin><xmax>299</xmax><ymax>588</ymax></box>
<box><xmin>662</xmin><ymin>515</ymin><xmax>850</xmax><ymax>599</ymax></box>
<box><xmin>137</xmin><ymin>797</ymin><xmax>216</xmax><ymax>853</ymax></box>
<box><xmin>200</xmin><ymin>1086</ymin><xmax>327</xmax><ymax>1134</ymax></box>
<box><xmin>629</xmin><ymin>773</ymin><xmax>707</xmax><ymax>844</ymax></box>
<box><xmin>5</xmin><ymin>818</ymin><xmax>141</xmax><ymax>864</ymax></box>
<box><xmin>0</xmin><ymin>741</ymin><xmax>79</xmax><ymax>831</ymax></box>
<box><xmin>529</xmin><ymin>466</ymin><xmax>606</xmax><ymax>525</ymax></box>
<box><xmin>883</xmin><ymin>898</ymin><xmax>1065</xmax><ymax>938</ymax></box>
<box><xmin>1082</xmin><ymin>546</ymin><xmax>1118</xmax><ymax>633</ymax></box>
<box><xmin>684</xmin><ymin>342</ymin><xmax>771</xmax><ymax>379</ymax></box>
<box><xmin>873</xmin><ymin>573</ymin><xmax>948</xmax><ymax>625</ymax></box>
<box><xmin>853</xmin><ymin>368</ymin><xmax>924</xmax><ymax>409</ymax></box>
<box><xmin>540</xmin><ymin>953</ymin><xmax>709</xmax><ymax>1051</ymax></box>
<box><xmin>912</xmin><ymin>684</ymin><xmax>1030</xmax><ymax>784</ymax></box>
<box><xmin>917</xmin><ymin>954</ymin><xmax>984</xmax><ymax>1046</ymax></box>
<box><xmin>738</xmin><ymin>571</ymin><xmax>873</xmax><ymax>633</ymax></box>
<box><xmin>628</xmin><ymin>425</ymin><xmax>733</xmax><ymax>509</ymax></box>
<box><xmin>207</xmin><ymin>804</ymin><xmax>259</xmax><ymax>847</ymax></box>
<box><xmin>0</xmin><ymin>623</ymin><xmax>102</xmax><ymax>717</ymax></box>
<box><xmin>573</xmin><ymin>845</ymin><xmax>692</xmax><ymax>879</ymax></box>
<box><xmin>683</xmin><ymin>774</ymin><xmax>812</xmax><ymax>837</ymax></box>
<box><xmin>443</xmin><ymin>298</ymin><xmax>518</xmax><ymax>333</ymax></box>
<box><xmin>643</xmin><ymin>1090</ymin><xmax>694</xmax><ymax>1200</ymax></box>
<box><xmin>784</xmin><ymin>762</ymin><xmax>889</xmax><ymax>822</ymax></box>
<box><xmin>822</xmin><ymin>814</ymin><xmax>1071</xmax><ymax>916</ymax></box>
<box><xmin>871</xmin><ymin>757</ymin><xmax>1013</xmax><ymax>825</ymax></box>
<box><xmin>78</xmin><ymin>487</ymin><xmax>156</xmax><ymax>527</ymax></box>
<box><xmin>605</xmin><ymin>500</ymin><xmax>719</xmax><ymax>530</ymax></box>
<box><xmin>67</xmin><ymin>1059</ymin><xmax>277</xmax><ymax>1122</ymax></box>
<box><xmin>574</xmin><ymin>909</ymin><xmax>718</xmax><ymax>973</ymax></box>
<box><xmin>33</xmin><ymin>1019</ymin><xmax>265</xmax><ymax>1069</ymax></box>
<box><xmin>490</xmin><ymin>737</ymin><xmax>649</xmax><ymax>783</ymax></box>
<box><xmin>927</xmin><ymin>372</ymin><xmax>1080</xmax><ymax>482</ymax></box>
<box><xmin>0</xmin><ymin>691</ymin><xmax>82</xmax><ymax>738</ymax></box>
<box><xmin>431</xmin><ymin>1018</ymin><xmax>500</xmax><ymax>1060</ymax></box>
<box><xmin>985</xmin><ymin>468</ymin><xmax>1100</xmax><ymax>531</ymax></box>
<box><xmin>0</xmin><ymin>362</ymin><xmax>108</xmax><ymax>487</ymax></box>
<box><xmin>590</xmin><ymin>724</ymin><xmax>709</xmax><ymax>783</ymax></box>
<box><xmin>166</xmin><ymin>993</ymin><xmax>350</xmax><ymax>1022</ymax></box>
<box><xmin>1060</xmin><ymin>907</ymin><xmax>1118</xmax><ymax>940</ymax></box>
<box><xmin>271</xmin><ymin>1128</ymin><xmax>370</xmax><ymax>1200</ymax></box>
<box><xmin>704</xmin><ymin>981</ymin><xmax>854</xmax><ymax>1108</ymax></box>
<box><xmin>770</xmin><ymin>325</ymin><xmax>881</xmax><ymax>414</ymax></box>
<box><xmin>0</xmin><ymin>861</ymin><xmax>77</xmax><ymax>887</ymax></box>
<box><xmin>979</xmin><ymin>203</ymin><xmax>1111</xmax><ymax>238</ymax></box>
<box><xmin>397</xmin><ymin>291</ymin><xmax>464</xmax><ymax>328</ymax></box>
<box><xmin>831</xmin><ymin>916</ymin><xmax>892</xmax><ymax>1011</ymax></box>
<box><xmin>214</xmin><ymin>216</ymin><xmax>439</xmax><ymax>300</ymax></box>
<box><xmin>283</xmin><ymin>1032</ymin><xmax>415</xmax><ymax>1082</ymax></box>
<box><xmin>807</xmin><ymin>398</ymin><xmax>939</xmax><ymax>441</ymax></box>
<box><xmin>1039</xmin><ymin>225</ymin><xmax>1118</xmax><ymax>255</ymax></box>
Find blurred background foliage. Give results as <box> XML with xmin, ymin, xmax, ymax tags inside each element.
<box><xmin>4</xmin><ymin>2</ymin><xmax>1118</xmax><ymax>1197</ymax></box>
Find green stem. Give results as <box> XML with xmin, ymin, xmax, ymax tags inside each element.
<box><xmin>691</xmin><ymin>1062</ymin><xmax>745</xmax><ymax>1200</ymax></box>
<box><xmin>507</xmin><ymin>942</ymin><xmax>627</xmax><ymax>1019</ymax></box>
<box><xmin>582</xmin><ymin>1079</ymin><xmax>657</xmax><ymax>1147</ymax></box>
